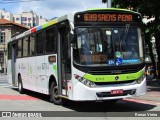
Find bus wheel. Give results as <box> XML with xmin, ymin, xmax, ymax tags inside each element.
<box><xmin>50</xmin><ymin>82</ymin><xmax>62</xmax><ymax>105</ymax></box>
<box><xmin>18</xmin><ymin>75</ymin><xmax>24</xmax><ymax>94</ymax></box>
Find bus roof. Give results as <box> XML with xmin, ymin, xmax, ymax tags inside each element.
<box><xmin>86</xmin><ymin>8</ymin><xmax>138</xmax><ymax>13</ymax></box>
<box><xmin>9</xmin><ymin>13</ymin><xmax>75</xmax><ymax>42</ymax></box>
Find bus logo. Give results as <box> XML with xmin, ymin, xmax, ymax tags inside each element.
<box><xmin>115</xmin><ymin>76</ymin><xmax>119</xmax><ymax>81</ymax></box>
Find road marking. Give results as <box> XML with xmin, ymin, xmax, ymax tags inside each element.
<box><xmin>0</xmin><ymin>84</ymin><xmax>12</xmax><ymax>87</ymax></box>
<box><xmin>0</xmin><ymin>85</ymin><xmax>17</xmax><ymax>89</ymax></box>
<box><xmin>123</xmin><ymin>98</ymin><xmax>160</xmax><ymax>105</ymax></box>
<box><xmin>0</xmin><ymin>95</ymin><xmax>39</xmax><ymax>100</ymax></box>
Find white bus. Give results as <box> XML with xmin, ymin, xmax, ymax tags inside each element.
<box><xmin>7</xmin><ymin>8</ymin><xmax>146</xmax><ymax>105</ymax></box>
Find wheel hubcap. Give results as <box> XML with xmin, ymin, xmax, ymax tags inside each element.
<box><xmin>19</xmin><ymin>82</ymin><xmax>21</xmax><ymax>91</ymax></box>
<box><xmin>52</xmin><ymin>87</ymin><xmax>59</xmax><ymax>100</ymax></box>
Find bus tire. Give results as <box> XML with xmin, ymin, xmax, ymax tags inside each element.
<box><xmin>50</xmin><ymin>82</ymin><xmax>62</xmax><ymax>105</ymax></box>
<box><xmin>18</xmin><ymin>75</ymin><xmax>24</xmax><ymax>94</ymax></box>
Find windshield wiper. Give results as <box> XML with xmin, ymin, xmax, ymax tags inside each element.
<box><xmin>120</xmin><ymin>24</ymin><xmax>130</xmax><ymax>50</ymax></box>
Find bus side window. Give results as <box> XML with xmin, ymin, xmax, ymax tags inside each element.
<box><xmin>46</xmin><ymin>27</ymin><xmax>57</xmax><ymax>53</ymax></box>
<box><xmin>23</xmin><ymin>37</ymin><xmax>28</xmax><ymax>57</ymax></box>
<box><xmin>29</xmin><ymin>34</ymin><xmax>35</xmax><ymax>56</ymax></box>
<box><xmin>36</xmin><ymin>31</ymin><xmax>45</xmax><ymax>55</ymax></box>
<box><xmin>17</xmin><ymin>39</ymin><xmax>22</xmax><ymax>58</ymax></box>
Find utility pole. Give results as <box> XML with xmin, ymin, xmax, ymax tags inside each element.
<box><xmin>107</xmin><ymin>0</ymin><xmax>112</xmax><ymax>8</ymax></box>
<box><xmin>102</xmin><ymin>0</ymin><xmax>112</xmax><ymax>8</ymax></box>
<box><xmin>3</xmin><ymin>43</ymin><xmax>6</xmax><ymax>75</ymax></box>
<box><xmin>0</xmin><ymin>30</ymin><xmax>1</xmax><ymax>73</ymax></box>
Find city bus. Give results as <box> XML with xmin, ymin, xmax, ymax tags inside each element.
<box><xmin>7</xmin><ymin>8</ymin><xmax>146</xmax><ymax>105</ymax></box>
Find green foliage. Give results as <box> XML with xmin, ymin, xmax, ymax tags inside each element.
<box><xmin>102</xmin><ymin>0</ymin><xmax>107</xmax><ymax>3</ymax></box>
<box><xmin>112</xmin><ymin>0</ymin><xmax>141</xmax><ymax>11</ymax></box>
<box><xmin>112</xmin><ymin>0</ymin><xmax>160</xmax><ymax>17</ymax></box>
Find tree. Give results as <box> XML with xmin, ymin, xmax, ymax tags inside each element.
<box><xmin>112</xmin><ymin>0</ymin><xmax>160</xmax><ymax>79</ymax></box>
<box><xmin>102</xmin><ymin>0</ymin><xmax>107</xmax><ymax>3</ymax></box>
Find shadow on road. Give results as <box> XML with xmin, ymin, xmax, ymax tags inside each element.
<box><xmin>62</xmin><ymin>100</ymin><xmax>156</xmax><ymax>112</ymax></box>
<box><xmin>11</xmin><ymin>87</ymin><xmax>156</xmax><ymax>112</ymax></box>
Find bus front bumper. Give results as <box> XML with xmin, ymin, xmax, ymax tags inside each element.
<box><xmin>72</xmin><ymin>79</ymin><xmax>146</xmax><ymax>101</ymax></box>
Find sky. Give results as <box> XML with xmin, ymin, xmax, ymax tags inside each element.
<box><xmin>0</xmin><ymin>0</ymin><xmax>107</xmax><ymax>19</ymax></box>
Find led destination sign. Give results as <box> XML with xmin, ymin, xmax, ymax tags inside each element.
<box><xmin>84</xmin><ymin>14</ymin><xmax>132</xmax><ymax>22</ymax></box>
<box><xmin>75</xmin><ymin>12</ymin><xmax>141</xmax><ymax>23</ymax></box>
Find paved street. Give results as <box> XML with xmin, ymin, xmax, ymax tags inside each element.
<box><xmin>124</xmin><ymin>79</ymin><xmax>160</xmax><ymax>106</ymax></box>
<box><xmin>0</xmin><ymin>74</ymin><xmax>159</xmax><ymax>119</ymax></box>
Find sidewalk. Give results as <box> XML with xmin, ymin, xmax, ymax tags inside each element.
<box><xmin>132</xmin><ymin>78</ymin><xmax>160</xmax><ymax>103</ymax></box>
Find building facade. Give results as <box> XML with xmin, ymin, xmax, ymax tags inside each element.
<box><xmin>0</xmin><ymin>18</ymin><xmax>29</xmax><ymax>73</ymax></box>
<box><xmin>0</xmin><ymin>9</ymin><xmax>14</xmax><ymax>21</ymax></box>
<box><xmin>0</xmin><ymin>9</ymin><xmax>48</xmax><ymax>73</ymax></box>
<box><xmin>1</xmin><ymin>9</ymin><xmax>47</xmax><ymax>28</ymax></box>
<box><xmin>13</xmin><ymin>11</ymin><xmax>40</xmax><ymax>28</ymax></box>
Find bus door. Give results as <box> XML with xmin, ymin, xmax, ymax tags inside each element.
<box><xmin>58</xmin><ymin>21</ymin><xmax>71</xmax><ymax>96</ymax></box>
<box><xmin>11</xmin><ymin>43</ymin><xmax>17</xmax><ymax>85</ymax></box>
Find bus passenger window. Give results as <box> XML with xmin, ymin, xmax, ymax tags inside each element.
<box><xmin>36</xmin><ymin>32</ymin><xmax>45</xmax><ymax>54</ymax></box>
<box><xmin>23</xmin><ymin>37</ymin><xmax>28</xmax><ymax>57</ymax></box>
<box><xmin>17</xmin><ymin>40</ymin><xmax>22</xmax><ymax>57</ymax></box>
<box><xmin>46</xmin><ymin>27</ymin><xmax>57</xmax><ymax>53</ymax></box>
<box><xmin>29</xmin><ymin>34</ymin><xmax>35</xmax><ymax>56</ymax></box>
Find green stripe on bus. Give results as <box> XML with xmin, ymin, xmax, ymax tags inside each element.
<box><xmin>86</xmin><ymin>8</ymin><xmax>139</xmax><ymax>14</ymax></box>
<box><xmin>87</xmin><ymin>8</ymin><xmax>132</xmax><ymax>12</ymax></box>
<box><xmin>83</xmin><ymin>70</ymin><xmax>143</xmax><ymax>82</ymax></box>
<box><xmin>53</xmin><ymin>64</ymin><xmax>57</xmax><ymax>77</ymax></box>
<box><xmin>42</xmin><ymin>19</ymin><xmax>58</xmax><ymax>29</ymax></box>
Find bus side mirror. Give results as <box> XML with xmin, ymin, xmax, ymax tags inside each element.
<box><xmin>71</xmin><ymin>36</ymin><xmax>76</xmax><ymax>49</ymax></box>
<box><xmin>71</xmin><ymin>42</ymin><xmax>76</xmax><ymax>49</ymax></box>
<box><xmin>70</xmin><ymin>32</ymin><xmax>76</xmax><ymax>49</ymax></box>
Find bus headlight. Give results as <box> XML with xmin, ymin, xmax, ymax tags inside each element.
<box><xmin>136</xmin><ymin>74</ymin><xmax>145</xmax><ymax>84</ymax></box>
<box><xmin>74</xmin><ymin>74</ymin><xmax>95</xmax><ymax>88</ymax></box>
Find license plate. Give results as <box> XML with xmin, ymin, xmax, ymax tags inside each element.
<box><xmin>111</xmin><ymin>89</ymin><xmax>123</xmax><ymax>95</ymax></box>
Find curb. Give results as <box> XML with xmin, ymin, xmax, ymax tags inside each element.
<box><xmin>147</xmin><ymin>79</ymin><xmax>160</xmax><ymax>86</ymax></box>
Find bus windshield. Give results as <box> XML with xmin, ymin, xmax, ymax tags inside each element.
<box><xmin>73</xmin><ymin>27</ymin><xmax>143</xmax><ymax>66</ymax></box>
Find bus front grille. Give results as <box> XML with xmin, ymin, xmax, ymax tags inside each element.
<box><xmin>88</xmin><ymin>69</ymin><xmax>138</xmax><ymax>75</ymax></box>
<box><xmin>94</xmin><ymin>80</ymin><xmax>136</xmax><ymax>86</ymax></box>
